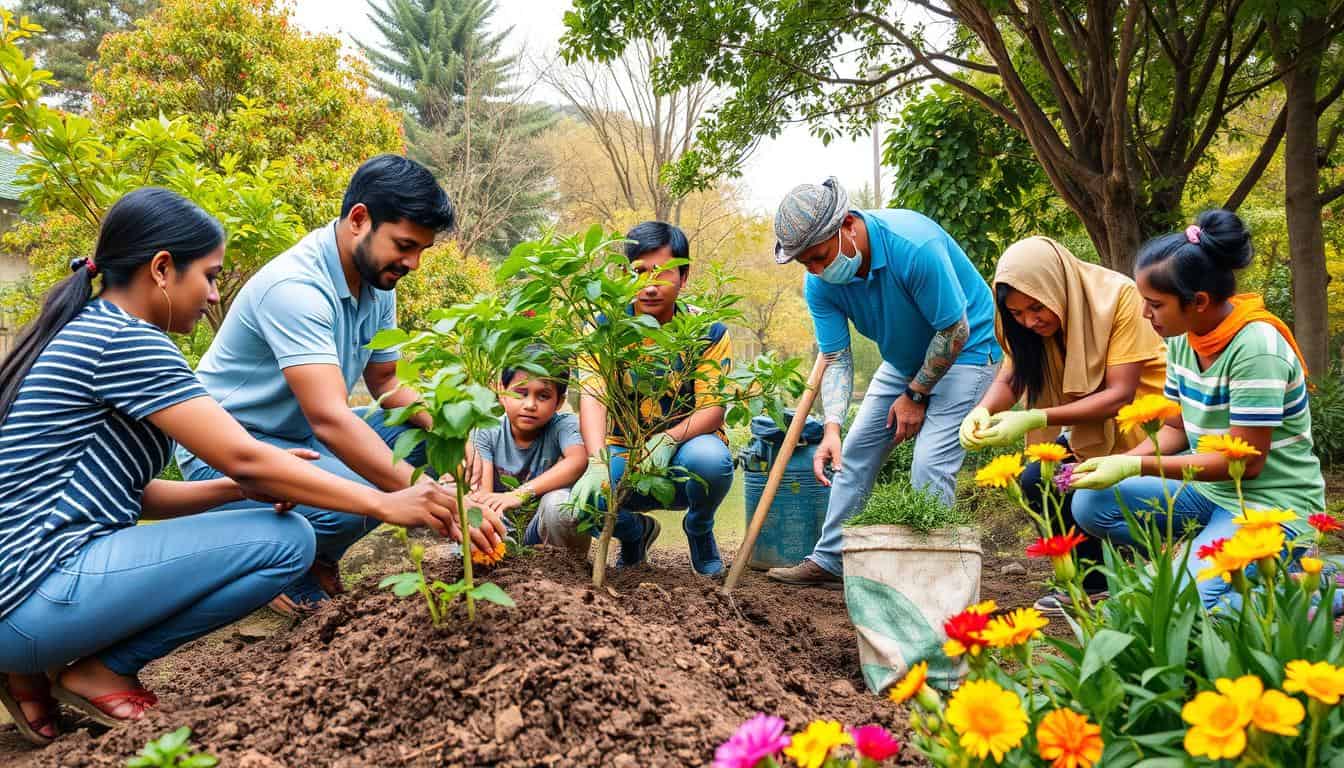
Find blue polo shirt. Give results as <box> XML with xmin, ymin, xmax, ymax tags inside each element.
<box><xmin>178</xmin><ymin>221</ymin><xmax>399</xmax><ymax>467</ymax></box>
<box><xmin>804</xmin><ymin>209</ymin><xmax>999</xmax><ymax>377</ymax></box>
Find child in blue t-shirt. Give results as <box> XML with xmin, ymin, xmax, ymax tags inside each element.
<box><xmin>469</xmin><ymin>354</ymin><xmax>588</xmax><ymax>555</ymax></box>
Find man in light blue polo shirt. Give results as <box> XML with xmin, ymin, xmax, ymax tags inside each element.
<box><xmin>766</xmin><ymin>178</ymin><xmax>1000</xmax><ymax>588</ymax></box>
<box><xmin>179</xmin><ymin>155</ymin><xmax>465</xmax><ymax>608</ymax></box>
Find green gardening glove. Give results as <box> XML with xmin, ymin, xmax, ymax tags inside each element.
<box><xmin>1069</xmin><ymin>455</ymin><xmax>1142</xmax><ymax>490</ymax></box>
<box><xmin>959</xmin><ymin>406</ymin><xmax>993</xmax><ymax>450</ymax></box>
<box><xmin>974</xmin><ymin>409</ymin><xmax>1048</xmax><ymax>447</ymax></box>
<box><xmin>569</xmin><ymin>456</ymin><xmax>609</xmax><ymax>512</ymax></box>
<box><xmin>639</xmin><ymin>432</ymin><xmax>678</xmax><ymax>473</ymax></box>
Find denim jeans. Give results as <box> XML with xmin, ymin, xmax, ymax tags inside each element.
<box><xmin>181</xmin><ymin>406</ymin><xmax>423</xmax><ymax>604</ymax></box>
<box><xmin>808</xmin><ymin>361</ymin><xmax>996</xmax><ymax>575</ymax></box>
<box><xmin>603</xmin><ymin>434</ymin><xmax>735</xmax><ymax>546</ymax></box>
<box><xmin>0</xmin><ymin>509</ymin><xmax>314</xmax><ymax>675</ymax></box>
<box><xmin>1073</xmin><ymin>477</ymin><xmax>1269</xmax><ymax>611</ymax></box>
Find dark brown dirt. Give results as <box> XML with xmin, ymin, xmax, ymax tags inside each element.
<box><xmin>0</xmin><ymin>538</ymin><xmax>1051</xmax><ymax>767</ymax></box>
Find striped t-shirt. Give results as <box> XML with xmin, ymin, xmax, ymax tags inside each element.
<box><xmin>1164</xmin><ymin>321</ymin><xmax>1324</xmax><ymax>525</ymax></box>
<box><xmin>0</xmin><ymin>299</ymin><xmax>207</xmax><ymax>618</ymax></box>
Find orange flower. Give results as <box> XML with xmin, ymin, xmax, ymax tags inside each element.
<box><xmin>471</xmin><ymin>540</ymin><xmax>507</xmax><ymax>566</ymax></box>
<box><xmin>1036</xmin><ymin>708</ymin><xmax>1103</xmax><ymax>768</ymax></box>
<box><xmin>1116</xmin><ymin>395</ymin><xmax>1181</xmax><ymax>435</ymax></box>
<box><xmin>1025</xmin><ymin>442</ymin><xmax>1069</xmax><ymax>464</ymax></box>
<box><xmin>1196</xmin><ymin>434</ymin><xmax>1262</xmax><ymax>461</ymax></box>
<box><xmin>889</xmin><ymin>661</ymin><xmax>928</xmax><ymax>704</ymax></box>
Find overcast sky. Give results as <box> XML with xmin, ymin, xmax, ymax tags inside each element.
<box><xmin>288</xmin><ymin>0</ymin><xmax>878</xmax><ymax>215</ymax></box>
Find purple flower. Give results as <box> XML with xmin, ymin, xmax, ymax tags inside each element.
<box><xmin>714</xmin><ymin>714</ymin><xmax>791</xmax><ymax>768</ymax></box>
<box><xmin>1053</xmin><ymin>463</ymin><xmax>1077</xmax><ymax>494</ymax></box>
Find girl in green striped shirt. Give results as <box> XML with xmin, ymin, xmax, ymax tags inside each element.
<box><xmin>1069</xmin><ymin>210</ymin><xmax>1323</xmax><ymax>610</ymax></box>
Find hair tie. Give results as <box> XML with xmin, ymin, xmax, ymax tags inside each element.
<box><xmin>68</xmin><ymin>257</ymin><xmax>98</xmax><ymax>276</ymax></box>
<box><xmin>1185</xmin><ymin>225</ymin><xmax>1202</xmax><ymax>244</ymax></box>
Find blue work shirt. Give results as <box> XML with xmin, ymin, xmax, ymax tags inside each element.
<box><xmin>804</xmin><ymin>209</ymin><xmax>999</xmax><ymax>376</ymax></box>
<box><xmin>178</xmin><ymin>221</ymin><xmax>399</xmax><ymax>472</ymax></box>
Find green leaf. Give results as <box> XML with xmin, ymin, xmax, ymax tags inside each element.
<box><xmin>180</xmin><ymin>756</ymin><xmax>220</xmax><ymax>768</ymax></box>
<box><xmin>470</xmin><ymin>581</ymin><xmax>516</xmax><ymax>608</ymax></box>
<box><xmin>391</xmin><ymin>428</ymin><xmax>426</xmax><ymax>464</ymax></box>
<box><xmin>368</xmin><ymin>328</ymin><xmax>410</xmax><ymax>349</ymax></box>
<box><xmin>1080</xmin><ymin>629</ymin><xmax>1134</xmax><ymax>682</ymax></box>
<box><xmin>468</xmin><ymin>506</ymin><xmax>484</xmax><ymax>528</ymax></box>
<box><xmin>379</xmin><ymin>572</ymin><xmax>424</xmax><ymax>598</ymax></box>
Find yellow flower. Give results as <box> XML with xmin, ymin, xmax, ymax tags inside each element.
<box><xmin>1196</xmin><ymin>434</ymin><xmax>1262</xmax><ymax>460</ymax></box>
<box><xmin>1025</xmin><ymin>442</ymin><xmax>1069</xmax><ymax>464</ymax></box>
<box><xmin>783</xmin><ymin>720</ymin><xmax>851</xmax><ymax>768</ymax></box>
<box><xmin>1182</xmin><ymin>687</ymin><xmax>1252</xmax><ymax>760</ymax></box>
<box><xmin>1222</xmin><ymin>525</ymin><xmax>1286</xmax><ymax>562</ymax></box>
<box><xmin>1035</xmin><ymin>708</ymin><xmax>1103</xmax><ymax>768</ymax></box>
<box><xmin>980</xmin><ymin>608</ymin><xmax>1049</xmax><ymax>649</ymax></box>
<box><xmin>1253</xmin><ymin>689</ymin><xmax>1305</xmax><ymax>736</ymax></box>
<box><xmin>945</xmin><ymin>679</ymin><xmax>1029</xmax><ymax>762</ymax></box>
<box><xmin>889</xmin><ymin>661</ymin><xmax>928</xmax><ymax>704</ymax></box>
<box><xmin>1116</xmin><ymin>394</ymin><xmax>1181</xmax><ymax>435</ymax></box>
<box><xmin>1284</xmin><ymin>660</ymin><xmax>1344</xmax><ymax>705</ymax></box>
<box><xmin>1301</xmin><ymin>556</ymin><xmax>1325</xmax><ymax>575</ymax></box>
<box><xmin>1231</xmin><ymin>508</ymin><xmax>1297</xmax><ymax>533</ymax></box>
<box><xmin>968</xmin><ymin>600</ymin><xmax>998</xmax><ymax>615</ymax></box>
<box><xmin>976</xmin><ymin>453</ymin><xmax>1024</xmax><ymax>489</ymax></box>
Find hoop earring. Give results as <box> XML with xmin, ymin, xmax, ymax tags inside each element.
<box><xmin>159</xmin><ymin>284</ymin><xmax>173</xmax><ymax>332</ymax></box>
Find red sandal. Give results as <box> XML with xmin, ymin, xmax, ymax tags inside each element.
<box><xmin>0</xmin><ymin>678</ymin><xmax>58</xmax><ymax>745</ymax></box>
<box><xmin>50</xmin><ymin>683</ymin><xmax>157</xmax><ymax>727</ymax></box>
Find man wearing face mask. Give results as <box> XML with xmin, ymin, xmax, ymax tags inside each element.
<box><xmin>766</xmin><ymin>178</ymin><xmax>1000</xmax><ymax>588</ymax></box>
<box><xmin>177</xmin><ymin>155</ymin><xmax>485</xmax><ymax>610</ymax></box>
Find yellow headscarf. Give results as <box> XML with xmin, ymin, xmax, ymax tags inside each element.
<box><xmin>994</xmin><ymin>237</ymin><xmax>1164</xmax><ymax>458</ymax></box>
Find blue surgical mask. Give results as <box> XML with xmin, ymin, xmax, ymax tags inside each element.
<box><xmin>819</xmin><ymin>229</ymin><xmax>860</xmax><ymax>284</ymax></box>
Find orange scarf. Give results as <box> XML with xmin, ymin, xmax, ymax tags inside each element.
<box><xmin>1187</xmin><ymin>294</ymin><xmax>1309</xmax><ymax>377</ymax></box>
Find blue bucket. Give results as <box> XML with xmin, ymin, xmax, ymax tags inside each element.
<box><xmin>739</xmin><ymin>412</ymin><xmax>831</xmax><ymax>570</ymax></box>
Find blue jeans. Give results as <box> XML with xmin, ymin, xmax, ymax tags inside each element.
<box><xmin>1074</xmin><ymin>477</ymin><xmax>1262</xmax><ymax>611</ymax></box>
<box><xmin>0</xmin><ymin>509</ymin><xmax>314</xmax><ymax>675</ymax></box>
<box><xmin>604</xmin><ymin>434</ymin><xmax>735</xmax><ymax>544</ymax></box>
<box><xmin>181</xmin><ymin>406</ymin><xmax>423</xmax><ymax>604</ymax></box>
<box><xmin>808</xmin><ymin>361</ymin><xmax>996</xmax><ymax>575</ymax></box>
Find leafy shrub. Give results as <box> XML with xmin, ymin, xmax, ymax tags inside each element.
<box><xmin>1311</xmin><ymin>364</ymin><xmax>1344</xmax><ymax>468</ymax></box>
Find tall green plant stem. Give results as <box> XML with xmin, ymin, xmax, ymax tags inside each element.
<box><xmin>454</xmin><ymin>469</ymin><xmax>476</xmax><ymax>621</ymax></box>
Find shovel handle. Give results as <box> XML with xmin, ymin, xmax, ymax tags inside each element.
<box><xmin>722</xmin><ymin>354</ymin><xmax>829</xmax><ymax>593</ymax></box>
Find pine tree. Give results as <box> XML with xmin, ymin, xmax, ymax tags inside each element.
<box><xmin>360</xmin><ymin>0</ymin><xmax>555</xmax><ymax>260</ymax></box>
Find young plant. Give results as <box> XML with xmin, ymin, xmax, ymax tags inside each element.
<box><xmin>368</xmin><ymin>292</ymin><xmax>544</xmax><ymax>621</ymax></box>
<box><xmin>844</xmin><ymin>478</ymin><xmax>974</xmax><ymax>534</ymax></box>
<box><xmin>497</xmin><ymin>227</ymin><xmax>804</xmax><ymax>587</ymax></box>
<box><xmin>379</xmin><ymin>526</ymin><xmax>514</xmax><ymax>627</ymax></box>
<box><xmin>497</xmin><ymin>474</ymin><xmax>539</xmax><ymax>557</ymax></box>
<box><xmin>125</xmin><ymin>727</ymin><xmax>218</xmax><ymax>768</ymax></box>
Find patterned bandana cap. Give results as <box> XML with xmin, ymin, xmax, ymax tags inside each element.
<box><xmin>773</xmin><ymin>176</ymin><xmax>849</xmax><ymax>264</ymax></box>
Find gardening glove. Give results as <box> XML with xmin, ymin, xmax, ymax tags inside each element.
<box><xmin>959</xmin><ymin>407</ymin><xmax>993</xmax><ymax>450</ymax></box>
<box><xmin>638</xmin><ymin>432</ymin><xmax>678</xmax><ymax>473</ymax></box>
<box><xmin>1069</xmin><ymin>455</ymin><xmax>1142</xmax><ymax>491</ymax></box>
<box><xmin>569</xmin><ymin>456</ymin><xmax>609</xmax><ymax>513</ymax></box>
<box><xmin>974</xmin><ymin>409</ymin><xmax>1048</xmax><ymax>447</ymax></box>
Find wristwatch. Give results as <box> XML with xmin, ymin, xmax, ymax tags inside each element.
<box><xmin>903</xmin><ymin>386</ymin><xmax>931</xmax><ymax>406</ymax></box>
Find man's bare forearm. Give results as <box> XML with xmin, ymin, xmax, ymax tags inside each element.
<box><xmin>820</xmin><ymin>347</ymin><xmax>854</xmax><ymax>426</ymax></box>
<box><xmin>912</xmin><ymin>315</ymin><xmax>969</xmax><ymax>393</ymax></box>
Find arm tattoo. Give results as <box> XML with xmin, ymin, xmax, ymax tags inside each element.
<box><xmin>820</xmin><ymin>346</ymin><xmax>854</xmax><ymax>425</ymax></box>
<box><xmin>913</xmin><ymin>314</ymin><xmax>970</xmax><ymax>392</ymax></box>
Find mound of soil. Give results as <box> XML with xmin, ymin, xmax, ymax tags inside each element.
<box><xmin>23</xmin><ymin>548</ymin><xmax>923</xmax><ymax>767</ymax></box>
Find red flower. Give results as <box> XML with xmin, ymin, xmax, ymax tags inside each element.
<box><xmin>1026</xmin><ymin>529</ymin><xmax>1088</xmax><ymax>560</ymax></box>
<box><xmin>522</xmin><ymin>309</ymin><xmax>537</xmax><ymax>318</ymax></box>
<box><xmin>1309</xmin><ymin>514</ymin><xmax>1343</xmax><ymax>534</ymax></box>
<box><xmin>943</xmin><ymin>609</ymin><xmax>992</xmax><ymax>656</ymax></box>
<box><xmin>1196</xmin><ymin>538</ymin><xmax>1228</xmax><ymax>560</ymax></box>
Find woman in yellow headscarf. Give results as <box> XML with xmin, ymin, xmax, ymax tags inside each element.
<box><xmin>960</xmin><ymin>236</ymin><xmax>1167</xmax><ymax>612</ymax></box>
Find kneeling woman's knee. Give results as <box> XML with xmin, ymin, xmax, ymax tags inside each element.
<box><xmin>681</xmin><ymin>440</ymin><xmax>733</xmax><ymax>480</ymax></box>
<box><xmin>265</xmin><ymin>512</ymin><xmax>317</xmax><ymax>576</ymax></box>
<box><xmin>1069</xmin><ymin>490</ymin><xmax>1112</xmax><ymax>537</ymax></box>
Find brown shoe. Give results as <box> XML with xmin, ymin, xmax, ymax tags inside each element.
<box><xmin>766</xmin><ymin>560</ymin><xmax>843</xmax><ymax>590</ymax></box>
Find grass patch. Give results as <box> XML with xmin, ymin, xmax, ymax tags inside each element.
<box><xmin>845</xmin><ymin>478</ymin><xmax>975</xmax><ymax>533</ymax></box>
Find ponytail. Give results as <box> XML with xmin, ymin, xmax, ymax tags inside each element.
<box><xmin>0</xmin><ymin>262</ymin><xmax>97</xmax><ymax>421</ymax></box>
<box><xmin>0</xmin><ymin>187</ymin><xmax>223</xmax><ymax>423</ymax></box>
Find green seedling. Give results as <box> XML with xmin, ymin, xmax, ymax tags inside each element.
<box><xmin>379</xmin><ymin>526</ymin><xmax>515</xmax><ymax>627</ymax></box>
<box><xmin>125</xmin><ymin>727</ymin><xmax>217</xmax><ymax>768</ymax></box>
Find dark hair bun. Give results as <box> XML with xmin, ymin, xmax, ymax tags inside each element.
<box><xmin>1194</xmin><ymin>209</ymin><xmax>1252</xmax><ymax>271</ymax></box>
<box><xmin>69</xmin><ymin>257</ymin><xmax>85</xmax><ymax>273</ymax></box>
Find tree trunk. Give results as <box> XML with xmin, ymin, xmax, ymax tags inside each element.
<box><xmin>1073</xmin><ymin>184</ymin><xmax>1145</xmax><ymax>274</ymax></box>
<box><xmin>1281</xmin><ymin>40</ymin><xmax>1331</xmax><ymax>375</ymax></box>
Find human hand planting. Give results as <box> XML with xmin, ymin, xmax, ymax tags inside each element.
<box><xmin>570</xmin><ymin>456</ymin><xmax>609</xmax><ymax>512</ymax></box>
<box><xmin>1069</xmin><ymin>455</ymin><xmax>1141</xmax><ymax>490</ymax></box>
<box><xmin>377</xmin><ymin>483</ymin><xmax>461</xmax><ymax>539</ymax></box>
<box><xmin>638</xmin><ymin>432</ymin><xmax>678</xmax><ymax>473</ymax></box>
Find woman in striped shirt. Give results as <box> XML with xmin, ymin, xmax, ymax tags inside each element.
<box><xmin>0</xmin><ymin>188</ymin><xmax>460</xmax><ymax>744</ymax></box>
<box><xmin>1068</xmin><ymin>209</ymin><xmax>1323</xmax><ymax>610</ymax></box>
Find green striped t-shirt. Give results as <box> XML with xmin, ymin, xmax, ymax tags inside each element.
<box><xmin>1164</xmin><ymin>321</ymin><xmax>1324</xmax><ymax>526</ymax></box>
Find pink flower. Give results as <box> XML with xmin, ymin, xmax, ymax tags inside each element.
<box><xmin>849</xmin><ymin>724</ymin><xmax>902</xmax><ymax>762</ymax></box>
<box><xmin>714</xmin><ymin>714</ymin><xmax>791</xmax><ymax>768</ymax></box>
<box><xmin>1053</xmin><ymin>463</ymin><xmax>1076</xmax><ymax>494</ymax></box>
